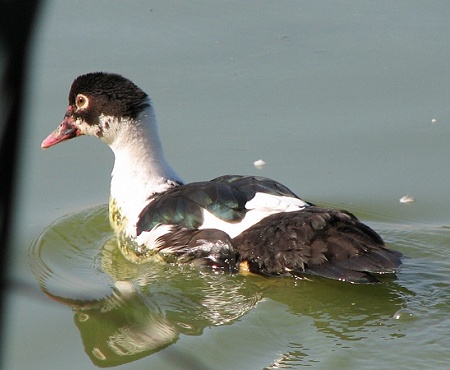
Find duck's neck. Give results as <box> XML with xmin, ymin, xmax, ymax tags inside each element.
<box><xmin>107</xmin><ymin>106</ymin><xmax>183</xmax><ymax>235</ymax></box>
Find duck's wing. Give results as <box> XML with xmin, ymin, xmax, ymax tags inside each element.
<box><xmin>136</xmin><ymin>175</ymin><xmax>309</xmax><ymax>234</ymax></box>
<box><xmin>233</xmin><ymin>206</ymin><xmax>402</xmax><ymax>283</ymax></box>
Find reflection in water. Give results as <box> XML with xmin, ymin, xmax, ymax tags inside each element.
<box><xmin>74</xmin><ymin>283</ymin><xmax>178</xmax><ymax>366</ymax></box>
<box><xmin>29</xmin><ymin>205</ymin><xmax>411</xmax><ymax>368</ymax></box>
<box><xmin>29</xmin><ymin>206</ymin><xmax>263</xmax><ymax>367</ymax></box>
<box><xmin>259</xmin><ymin>276</ymin><xmax>412</xmax><ymax>368</ymax></box>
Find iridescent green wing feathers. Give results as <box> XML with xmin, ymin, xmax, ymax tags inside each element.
<box><xmin>136</xmin><ymin>175</ymin><xmax>303</xmax><ymax>234</ymax></box>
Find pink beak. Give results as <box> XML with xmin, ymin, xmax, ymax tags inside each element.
<box><xmin>41</xmin><ymin>108</ymin><xmax>82</xmax><ymax>149</ymax></box>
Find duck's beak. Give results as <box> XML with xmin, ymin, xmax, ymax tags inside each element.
<box><xmin>41</xmin><ymin>108</ymin><xmax>82</xmax><ymax>149</ymax></box>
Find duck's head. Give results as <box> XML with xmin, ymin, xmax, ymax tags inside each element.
<box><xmin>41</xmin><ymin>72</ymin><xmax>150</xmax><ymax>148</ymax></box>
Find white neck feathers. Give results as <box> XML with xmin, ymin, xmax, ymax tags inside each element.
<box><xmin>106</xmin><ymin>104</ymin><xmax>182</xmax><ymax>233</ymax></box>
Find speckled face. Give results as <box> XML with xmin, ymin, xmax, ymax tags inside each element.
<box><xmin>69</xmin><ymin>93</ymin><xmax>114</xmax><ymax>141</ymax></box>
<box><xmin>69</xmin><ymin>72</ymin><xmax>148</xmax><ymax>125</ymax></box>
<box><xmin>68</xmin><ymin>72</ymin><xmax>150</xmax><ymax>125</ymax></box>
<box><xmin>41</xmin><ymin>72</ymin><xmax>151</xmax><ymax>148</ymax></box>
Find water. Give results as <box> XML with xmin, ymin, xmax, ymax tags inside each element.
<box><xmin>26</xmin><ymin>207</ymin><xmax>450</xmax><ymax>369</ymax></box>
<box><xmin>4</xmin><ymin>1</ymin><xmax>450</xmax><ymax>369</ymax></box>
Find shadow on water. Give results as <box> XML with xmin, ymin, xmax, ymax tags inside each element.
<box><xmin>29</xmin><ymin>205</ymin><xmax>412</xmax><ymax>368</ymax></box>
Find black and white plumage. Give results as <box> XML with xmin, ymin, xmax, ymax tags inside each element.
<box><xmin>42</xmin><ymin>72</ymin><xmax>402</xmax><ymax>283</ymax></box>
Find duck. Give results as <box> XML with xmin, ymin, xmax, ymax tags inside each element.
<box><xmin>41</xmin><ymin>72</ymin><xmax>402</xmax><ymax>283</ymax></box>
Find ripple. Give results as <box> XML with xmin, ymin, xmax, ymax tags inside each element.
<box><xmin>29</xmin><ymin>205</ymin><xmax>116</xmax><ymax>304</ymax></box>
<box><xmin>28</xmin><ymin>205</ymin><xmax>263</xmax><ymax>366</ymax></box>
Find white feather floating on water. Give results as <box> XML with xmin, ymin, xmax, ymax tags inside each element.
<box><xmin>399</xmin><ymin>195</ymin><xmax>416</xmax><ymax>204</ymax></box>
<box><xmin>253</xmin><ymin>159</ymin><xmax>266</xmax><ymax>169</ymax></box>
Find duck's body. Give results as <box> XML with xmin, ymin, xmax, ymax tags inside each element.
<box><xmin>42</xmin><ymin>72</ymin><xmax>401</xmax><ymax>283</ymax></box>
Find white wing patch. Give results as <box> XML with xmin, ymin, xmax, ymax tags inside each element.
<box><xmin>245</xmin><ymin>193</ymin><xmax>309</xmax><ymax>212</ymax></box>
<box><xmin>135</xmin><ymin>224</ymin><xmax>176</xmax><ymax>250</ymax></box>
<box><xmin>200</xmin><ymin>192</ymin><xmax>309</xmax><ymax>238</ymax></box>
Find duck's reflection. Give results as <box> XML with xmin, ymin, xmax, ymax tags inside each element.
<box><xmin>30</xmin><ymin>207</ymin><xmax>263</xmax><ymax>366</ymax></box>
<box><xmin>73</xmin><ymin>281</ymin><xmax>178</xmax><ymax>366</ymax></box>
<box><xmin>76</xmin><ymin>270</ymin><xmax>263</xmax><ymax>366</ymax></box>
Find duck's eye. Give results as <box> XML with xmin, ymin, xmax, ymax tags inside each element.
<box><xmin>75</xmin><ymin>94</ymin><xmax>89</xmax><ymax>110</ymax></box>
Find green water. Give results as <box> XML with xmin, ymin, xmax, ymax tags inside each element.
<box><xmin>4</xmin><ymin>1</ymin><xmax>450</xmax><ymax>369</ymax></box>
<box><xmin>26</xmin><ymin>204</ymin><xmax>450</xmax><ymax>369</ymax></box>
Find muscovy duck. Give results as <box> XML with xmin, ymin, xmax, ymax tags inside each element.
<box><xmin>41</xmin><ymin>72</ymin><xmax>401</xmax><ymax>283</ymax></box>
